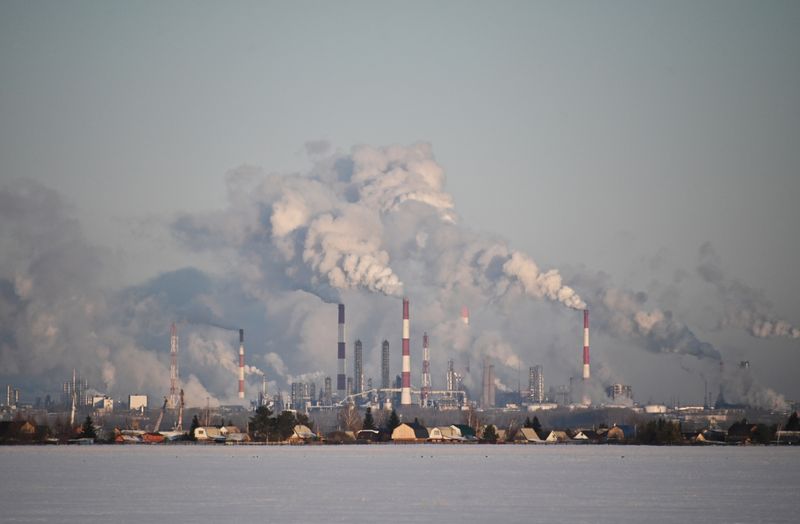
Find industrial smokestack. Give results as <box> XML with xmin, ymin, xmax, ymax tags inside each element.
<box><xmin>169</xmin><ymin>323</ymin><xmax>179</xmax><ymax>409</ymax></box>
<box><xmin>238</xmin><ymin>328</ymin><xmax>245</xmax><ymax>399</ymax></box>
<box><xmin>381</xmin><ymin>340</ymin><xmax>390</xmax><ymax>389</ymax></box>
<box><xmin>421</xmin><ymin>332</ymin><xmax>431</xmax><ymax>406</ymax></box>
<box><xmin>461</xmin><ymin>306</ymin><xmax>469</xmax><ymax>326</ymax></box>
<box><xmin>337</xmin><ymin>304</ymin><xmax>346</xmax><ymax>399</ymax></box>
<box><xmin>582</xmin><ymin>309</ymin><xmax>590</xmax><ymax>380</ymax></box>
<box><xmin>401</xmin><ymin>298</ymin><xmax>411</xmax><ymax>405</ymax></box>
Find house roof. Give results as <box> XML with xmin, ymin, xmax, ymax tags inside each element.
<box><xmin>545</xmin><ymin>430</ymin><xmax>570</xmax><ymax>442</ymax></box>
<box><xmin>452</xmin><ymin>424</ymin><xmax>476</xmax><ymax>438</ymax></box>
<box><xmin>292</xmin><ymin>425</ymin><xmax>316</xmax><ymax>439</ymax></box>
<box><xmin>515</xmin><ymin>427</ymin><xmax>542</xmax><ymax>441</ymax></box>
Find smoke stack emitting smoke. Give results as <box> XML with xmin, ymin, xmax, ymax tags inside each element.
<box><xmin>421</xmin><ymin>331</ymin><xmax>431</xmax><ymax>405</ymax></box>
<box><xmin>401</xmin><ymin>297</ymin><xmax>411</xmax><ymax>405</ymax></box>
<box><xmin>337</xmin><ymin>304</ymin><xmax>346</xmax><ymax>398</ymax></box>
<box><xmin>2</xmin><ymin>145</ymin><xmax>794</xmax><ymax>409</ymax></box>
<box><xmin>583</xmin><ymin>309</ymin><xmax>590</xmax><ymax>381</ymax></box>
<box><xmin>238</xmin><ymin>328</ymin><xmax>245</xmax><ymax>399</ymax></box>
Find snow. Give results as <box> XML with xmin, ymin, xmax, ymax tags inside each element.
<box><xmin>1</xmin><ymin>445</ymin><xmax>797</xmax><ymax>523</ymax></box>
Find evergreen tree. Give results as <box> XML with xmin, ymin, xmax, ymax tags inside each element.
<box><xmin>296</xmin><ymin>412</ymin><xmax>312</xmax><ymax>431</ymax></box>
<box><xmin>249</xmin><ymin>406</ymin><xmax>274</xmax><ymax>441</ymax></box>
<box><xmin>362</xmin><ymin>407</ymin><xmax>376</xmax><ymax>431</ymax></box>
<box><xmin>785</xmin><ymin>412</ymin><xmax>800</xmax><ymax>431</ymax></box>
<box><xmin>188</xmin><ymin>414</ymin><xmax>200</xmax><ymax>441</ymax></box>
<box><xmin>532</xmin><ymin>416</ymin><xmax>543</xmax><ymax>435</ymax></box>
<box><xmin>523</xmin><ymin>417</ymin><xmax>533</xmax><ymax>429</ymax></box>
<box><xmin>81</xmin><ymin>415</ymin><xmax>97</xmax><ymax>440</ymax></box>
<box><xmin>275</xmin><ymin>411</ymin><xmax>297</xmax><ymax>441</ymax></box>
<box><xmin>754</xmin><ymin>424</ymin><xmax>776</xmax><ymax>444</ymax></box>
<box><xmin>386</xmin><ymin>409</ymin><xmax>401</xmax><ymax>432</ymax></box>
<box><xmin>481</xmin><ymin>424</ymin><xmax>498</xmax><ymax>443</ymax></box>
<box><xmin>636</xmin><ymin>418</ymin><xmax>681</xmax><ymax>444</ymax></box>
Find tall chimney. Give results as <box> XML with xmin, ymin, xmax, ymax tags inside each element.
<box><xmin>238</xmin><ymin>329</ymin><xmax>245</xmax><ymax>399</ymax></box>
<box><xmin>169</xmin><ymin>323</ymin><xmax>179</xmax><ymax>409</ymax></box>
<box><xmin>582</xmin><ymin>309</ymin><xmax>590</xmax><ymax>380</ymax></box>
<box><xmin>401</xmin><ymin>298</ymin><xmax>411</xmax><ymax>405</ymax></box>
<box><xmin>337</xmin><ymin>304</ymin><xmax>346</xmax><ymax>399</ymax></box>
<box><xmin>421</xmin><ymin>332</ymin><xmax>431</xmax><ymax>406</ymax></box>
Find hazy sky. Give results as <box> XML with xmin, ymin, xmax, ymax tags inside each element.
<box><xmin>1</xmin><ymin>1</ymin><xmax>798</xmax><ymax>403</ymax></box>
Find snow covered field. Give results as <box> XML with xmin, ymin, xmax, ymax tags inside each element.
<box><xmin>1</xmin><ymin>445</ymin><xmax>797</xmax><ymax>523</ymax></box>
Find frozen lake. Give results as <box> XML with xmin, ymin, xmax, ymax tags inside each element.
<box><xmin>1</xmin><ymin>445</ymin><xmax>798</xmax><ymax>523</ymax></box>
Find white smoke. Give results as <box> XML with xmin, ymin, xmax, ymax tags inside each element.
<box><xmin>173</xmin><ymin>143</ymin><xmax>580</xmax><ymax>309</ymax></box>
<box><xmin>720</xmin><ymin>363</ymin><xmax>788</xmax><ymax>410</ymax></box>
<box><xmin>6</xmin><ymin>144</ymin><xmax>791</xmax><ymax>408</ymax></box>
<box><xmin>698</xmin><ymin>242</ymin><xmax>799</xmax><ymax>340</ymax></box>
<box><xmin>244</xmin><ymin>365</ymin><xmax>264</xmax><ymax>376</ymax></box>
<box><xmin>566</xmin><ymin>272</ymin><xmax>721</xmax><ymax>361</ymax></box>
<box><xmin>502</xmin><ymin>252</ymin><xmax>585</xmax><ymax>310</ymax></box>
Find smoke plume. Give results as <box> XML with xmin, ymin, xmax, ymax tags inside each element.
<box><xmin>698</xmin><ymin>242</ymin><xmax>799</xmax><ymax>339</ymax></box>
<box><xmin>2</xmin><ymin>144</ymin><xmax>790</xmax><ymax>409</ymax></box>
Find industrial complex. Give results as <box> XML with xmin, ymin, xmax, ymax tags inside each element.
<box><xmin>2</xmin><ymin>296</ymin><xmax>796</xmax><ymax>447</ymax></box>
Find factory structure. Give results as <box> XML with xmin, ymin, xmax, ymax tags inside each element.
<box><xmin>6</xmin><ymin>296</ymin><xmax>794</xmax><ymax>444</ymax></box>
<box><xmin>4</xmin><ymin>286</ymin><xmax>644</xmax><ymax>426</ymax></box>
<box><xmin>268</xmin><ymin>301</ymin><xmax>612</xmax><ymax>414</ymax></box>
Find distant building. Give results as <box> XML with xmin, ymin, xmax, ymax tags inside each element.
<box><xmin>481</xmin><ymin>358</ymin><xmax>495</xmax><ymax>408</ymax></box>
<box><xmin>606</xmin><ymin>383</ymin><xmax>633</xmax><ymax>401</ymax></box>
<box><xmin>62</xmin><ymin>372</ymin><xmax>88</xmax><ymax>409</ymax></box>
<box><xmin>128</xmin><ymin>394</ymin><xmax>148</xmax><ymax>412</ymax></box>
<box><xmin>381</xmin><ymin>340</ymin><xmax>390</xmax><ymax>389</ymax></box>
<box><xmin>529</xmin><ymin>366</ymin><xmax>544</xmax><ymax>403</ymax></box>
<box><xmin>324</xmin><ymin>377</ymin><xmax>332</xmax><ymax>406</ymax></box>
<box><xmin>5</xmin><ymin>385</ymin><xmax>20</xmax><ymax>408</ymax></box>
<box><xmin>91</xmin><ymin>395</ymin><xmax>114</xmax><ymax>413</ymax></box>
<box><xmin>354</xmin><ymin>339</ymin><xmax>364</xmax><ymax>394</ymax></box>
<box><xmin>291</xmin><ymin>382</ymin><xmax>312</xmax><ymax>411</ymax></box>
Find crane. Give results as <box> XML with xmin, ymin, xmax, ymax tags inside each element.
<box><xmin>174</xmin><ymin>389</ymin><xmax>184</xmax><ymax>432</ymax></box>
<box><xmin>151</xmin><ymin>397</ymin><xmax>168</xmax><ymax>433</ymax></box>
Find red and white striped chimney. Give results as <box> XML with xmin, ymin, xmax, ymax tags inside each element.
<box><xmin>401</xmin><ymin>298</ymin><xmax>411</xmax><ymax>405</ymax></box>
<box><xmin>421</xmin><ymin>332</ymin><xmax>431</xmax><ymax>406</ymax></box>
<box><xmin>337</xmin><ymin>304</ymin><xmax>346</xmax><ymax>399</ymax></box>
<box><xmin>582</xmin><ymin>309</ymin><xmax>590</xmax><ymax>380</ymax></box>
<box><xmin>238</xmin><ymin>329</ymin><xmax>245</xmax><ymax>399</ymax></box>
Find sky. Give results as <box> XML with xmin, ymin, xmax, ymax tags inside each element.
<box><xmin>1</xmin><ymin>1</ymin><xmax>798</xmax><ymax>407</ymax></box>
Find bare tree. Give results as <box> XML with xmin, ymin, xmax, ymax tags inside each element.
<box><xmin>337</xmin><ymin>405</ymin><xmax>362</xmax><ymax>433</ymax></box>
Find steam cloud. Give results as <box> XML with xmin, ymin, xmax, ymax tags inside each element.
<box><xmin>698</xmin><ymin>242</ymin><xmax>799</xmax><ymax>339</ymax></box>
<box><xmin>0</xmin><ymin>144</ymin><xmax>790</xmax><ymax>409</ymax></box>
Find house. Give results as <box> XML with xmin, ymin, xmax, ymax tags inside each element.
<box><xmin>576</xmin><ymin>430</ymin><xmax>601</xmax><ymax>442</ymax></box>
<box><xmin>428</xmin><ymin>425</ymin><xmax>465</xmax><ymax>442</ymax></box>
<box><xmin>324</xmin><ymin>431</ymin><xmax>355</xmax><ymax>444</ymax></box>
<box><xmin>287</xmin><ymin>424</ymin><xmax>316</xmax><ymax>443</ymax></box>
<box><xmin>726</xmin><ymin>421</ymin><xmax>758</xmax><ymax>444</ymax></box>
<box><xmin>695</xmin><ymin>428</ymin><xmax>727</xmax><ymax>445</ymax></box>
<box><xmin>194</xmin><ymin>426</ymin><xmax>225</xmax><ymax>442</ymax></box>
<box><xmin>569</xmin><ymin>430</ymin><xmax>590</xmax><ymax>443</ymax></box>
<box><xmin>391</xmin><ymin>423</ymin><xmax>428</xmax><ymax>442</ymax></box>
<box><xmin>356</xmin><ymin>429</ymin><xmax>381</xmax><ymax>442</ymax></box>
<box><xmin>544</xmin><ymin>430</ymin><xmax>570</xmax><ymax>443</ymax></box>
<box><xmin>512</xmin><ymin>427</ymin><xmax>543</xmax><ymax>443</ymax></box>
<box><xmin>427</xmin><ymin>427</ymin><xmax>443</xmax><ymax>441</ymax></box>
<box><xmin>452</xmin><ymin>424</ymin><xmax>477</xmax><ymax>441</ymax></box>
<box><xmin>605</xmin><ymin>424</ymin><xmax>635</xmax><ymax>442</ymax></box>
<box><xmin>0</xmin><ymin>420</ymin><xmax>37</xmax><ymax>442</ymax></box>
<box><xmin>775</xmin><ymin>430</ymin><xmax>800</xmax><ymax>444</ymax></box>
